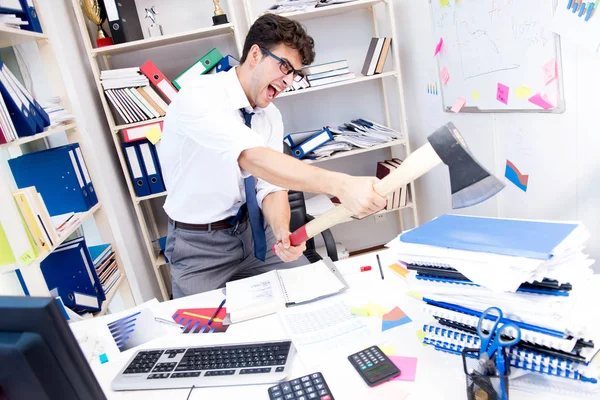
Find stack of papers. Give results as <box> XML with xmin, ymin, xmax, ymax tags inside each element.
<box><xmin>386</xmin><ymin>214</ymin><xmax>600</xmax><ymax>388</ymax></box>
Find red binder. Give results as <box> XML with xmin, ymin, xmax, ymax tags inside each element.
<box><xmin>140</xmin><ymin>60</ymin><xmax>178</xmax><ymax>103</ymax></box>
<box><xmin>122</xmin><ymin>120</ymin><xmax>163</xmax><ymax>143</ymax></box>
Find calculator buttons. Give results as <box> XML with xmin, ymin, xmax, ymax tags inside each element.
<box><xmin>268</xmin><ymin>372</ymin><xmax>334</xmax><ymax>400</ymax></box>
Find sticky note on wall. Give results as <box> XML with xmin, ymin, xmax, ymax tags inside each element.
<box><xmin>542</xmin><ymin>58</ymin><xmax>558</xmax><ymax>85</ymax></box>
<box><xmin>496</xmin><ymin>83</ymin><xmax>509</xmax><ymax>105</ymax></box>
<box><xmin>451</xmin><ymin>97</ymin><xmax>466</xmax><ymax>113</ymax></box>
<box><xmin>440</xmin><ymin>66</ymin><xmax>450</xmax><ymax>85</ymax></box>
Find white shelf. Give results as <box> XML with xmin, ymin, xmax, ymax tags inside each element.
<box><xmin>90</xmin><ymin>24</ymin><xmax>235</xmax><ymax>56</ymax></box>
<box><xmin>278</xmin><ymin>71</ymin><xmax>397</xmax><ymax>99</ymax></box>
<box><xmin>277</xmin><ymin>0</ymin><xmax>383</xmax><ymax>22</ymax></box>
<box><xmin>97</xmin><ymin>274</ymin><xmax>125</xmax><ymax>316</ymax></box>
<box><xmin>136</xmin><ymin>191</ymin><xmax>167</xmax><ymax>203</ymax></box>
<box><xmin>304</xmin><ymin>138</ymin><xmax>405</xmax><ymax>164</ymax></box>
<box><xmin>35</xmin><ymin>203</ymin><xmax>102</xmax><ymax>265</ymax></box>
<box><xmin>114</xmin><ymin>117</ymin><xmax>165</xmax><ymax>133</ymax></box>
<box><xmin>0</xmin><ymin>123</ymin><xmax>77</xmax><ymax>148</ymax></box>
<box><xmin>154</xmin><ymin>254</ymin><xmax>166</xmax><ymax>269</ymax></box>
<box><xmin>0</xmin><ymin>25</ymin><xmax>47</xmax><ymax>47</ymax></box>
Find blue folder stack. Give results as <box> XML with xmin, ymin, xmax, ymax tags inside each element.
<box><xmin>122</xmin><ymin>139</ymin><xmax>165</xmax><ymax>197</ymax></box>
<box><xmin>41</xmin><ymin>237</ymin><xmax>105</xmax><ymax>312</ymax></box>
<box><xmin>388</xmin><ymin>214</ymin><xmax>600</xmax><ymax>389</ymax></box>
<box><xmin>8</xmin><ymin>143</ymin><xmax>98</xmax><ymax>216</ymax></box>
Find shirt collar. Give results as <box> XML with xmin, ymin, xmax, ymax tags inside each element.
<box><xmin>223</xmin><ymin>67</ymin><xmax>266</xmax><ymax>115</ymax></box>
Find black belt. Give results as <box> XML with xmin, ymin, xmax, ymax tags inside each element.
<box><xmin>169</xmin><ymin>207</ymin><xmax>248</xmax><ymax>231</ymax></box>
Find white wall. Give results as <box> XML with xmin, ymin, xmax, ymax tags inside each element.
<box><xmin>393</xmin><ymin>0</ymin><xmax>600</xmax><ymax>269</ymax></box>
<box><xmin>36</xmin><ymin>0</ymin><xmax>163</xmax><ymax>301</ymax></box>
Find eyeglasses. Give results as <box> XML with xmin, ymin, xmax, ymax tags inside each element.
<box><xmin>260</xmin><ymin>47</ymin><xmax>305</xmax><ymax>83</ymax></box>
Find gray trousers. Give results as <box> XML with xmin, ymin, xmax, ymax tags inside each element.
<box><xmin>165</xmin><ymin>219</ymin><xmax>309</xmax><ymax>298</ymax></box>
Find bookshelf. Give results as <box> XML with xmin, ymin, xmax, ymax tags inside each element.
<box><xmin>70</xmin><ymin>0</ymin><xmax>244</xmax><ymax>301</ymax></box>
<box><xmin>0</xmin><ymin>1</ymin><xmax>134</xmax><ymax>316</ymax></box>
<box><xmin>70</xmin><ymin>0</ymin><xmax>419</xmax><ymax>300</ymax></box>
<box><xmin>243</xmin><ymin>0</ymin><xmax>419</xmax><ymax>240</ymax></box>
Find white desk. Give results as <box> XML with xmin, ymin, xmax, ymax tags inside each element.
<box><xmin>72</xmin><ymin>251</ymin><xmax>573</xmax><ymax>400</ymax></box>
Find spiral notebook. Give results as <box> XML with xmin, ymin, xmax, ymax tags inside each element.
<box><xmin>225</xmin><ymin>258</ymin><xmax>348</xmax><ymax>324</ymax></box>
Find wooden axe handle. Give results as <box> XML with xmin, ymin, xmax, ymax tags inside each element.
<box><xmin>289</xmin><ymin>143</ymin><xmax>443</xmax><ymax>246</ymax></box>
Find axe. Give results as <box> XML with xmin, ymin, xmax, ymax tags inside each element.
<box><xmin>286</xmin><ymin>122</ymin><xmax>505</xmax><ymax>247</ymax></box>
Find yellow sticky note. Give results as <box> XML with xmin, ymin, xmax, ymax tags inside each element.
<box><xmin>408</xmin><ymin>290</ymin><xmax>423</xmax><ymax>300</ymax></box>
<box><xmin>440</xmin><ymin>0</ymin><xmax>449</xmax><ymax>7</ymax></box>
<box><xmin>350</xmin><ymin>307</ymin><xmax>370</xmax><ymax>317</ymax></box>
<box><xmin>379</xmin><ymin>346</ymin><xmax>397</xmax><ymax>356</ymax></box>
<box><xmin>472</xmin><ymin>90</ymin><xmax>480</xmax><ymax>100</ymax></box>
<box><xmin>19</xmin><ymin>250</ymin><xmax>35</xmax><ymax>266</ymax></box>
<box><xmin>515</xmin><ymin>86</ymin><xmax>531</xmax><ymax>99</ymax></box>
<box><xmin>364</xmin><ymin>303</ymin><xmax>390</xmax><ymax>317</ymax></box>
<box><xmin>144</xmin><ymin>126</ymin><xmax>162</xmax><ymax>145</ymax></box>
<box><xmin>389</xmin><ymin>263</ymin><xmax>409</xmax><ymax>277</ymax></box>
<box><xmin>417</xmin><ymin>330</ymin><xmax>427</xmax><ymax>346</ymax></box>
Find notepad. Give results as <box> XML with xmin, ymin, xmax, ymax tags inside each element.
<box><xmin>225</xmin><ymin>259</ymin><xmax>348</xmax><ymax>324</ymax></box>
<box><xmin>400</xmin><ymin>214</ymin><xmax>580</xmax><ymax>260</ymax></box>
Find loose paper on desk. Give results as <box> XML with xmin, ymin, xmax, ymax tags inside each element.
<box><xmin>278</xmin><ymin>299</ymin><xmax>379</xmax><ymax>367</ymax></box>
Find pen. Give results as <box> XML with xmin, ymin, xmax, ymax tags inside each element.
<box><xmin>376</xmin><ymin>254</ymin><xmax>384</xmax><ymax>280</ymax></box>
<box><xmin>155</xmin><ymin>317</ymin><xmax>183</xmax><ymax>328</ymax></box>
<box><xmin>208</xmin><ymin>299</ymin><xmax>226</xmax><ymax>326</ymax></box>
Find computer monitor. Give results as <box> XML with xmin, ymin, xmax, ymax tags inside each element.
<box><xmin>0</xmin><ymin>296</ymin><xmax>106</xmax><ymax>400</ymax></box>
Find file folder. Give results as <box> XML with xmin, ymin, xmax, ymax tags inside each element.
<box><xmin>71</xmin><ymin>143</ymin><xmax>98</xmax><ymax>206</ymax></box>
<box><xmin>140</xmin><ymin>60</ymin><xmax>178</xmax><ymax>103</ymax></box>
<box><xmin>122</xmin><ymin>120</ymin><xmax>163</xmax><ymax>143</ymax></box>
<box><xmin>172</xmin><ymin>48</ymin><xmax>223</xmax><ymax>90</ymax></box>
<box><xmin>0</xmin><ymin>65</ymin><xmax>38</xmax><ymax>136</ymax></box>
<box><xmin>41</xmin><ymin>237</ymin><xmax>105</xmax><ymax>312</ymax></box>
<box><xmin>284</xmin><ymin>129</ymin><xmax>322</xmax><ymax>148</ymax></box>
<box><xmin>1</xmin><ymin>61</ymin><xmax>50</xmax><ymax>127</ymax></box>
<box><xmin>123</xmin><ymin>142</ymin><xmax>151</xmax><ymax>197</ymax></box>
<box><xmin>0</xmin><ymin>0</ymin><xmax>23</xmax><ymax>13</ymax></box>
<box><xmin>399</xmin><ymin>214</ymin><xmax>580</xmax><ymax>260</ymax></box>
<box><xmin>214</xmin><ymin>54</ymin><xmax>239</xmax><ymax>73</ymax></box>
<box><xmin>291</xmin><ymin>127</ymin><xmax>333</xmax><ymax>159</ymax></box>
<box><xmin>16</xmin><ymin>0</ymin><xmax>42</xmax><ymax>33</ymax></box>
<box><xmin>138</xmin><ymin>140</ymin><xmax>165</xmax><ymax>194</ymax></box>
<box><xmin>103</xmin><ymin>0</ymin><xmax>125</xmax><ymax>44</ymax></box>
<box><xmin>8</xmin><ymin>145</ymin><xmax>92</xmax><ymax>215</ymax></box>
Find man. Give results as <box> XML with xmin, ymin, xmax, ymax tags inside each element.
<box><xmin>159</xmin><ymin>14</ymin><xmax>386</xmax><ymax>298</ymax></box>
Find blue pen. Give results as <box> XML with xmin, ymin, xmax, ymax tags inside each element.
<box><xmin>568</xmin><ymin>0</ymin><xmax>575</xmax><ymax>8</ymax></box>
<box><xmin>208</xmin><ymin>298</ymin><xmax>226</xmax><ymax>326</ymax></box>
<box><xmin>586</xmin><ymin>2</ymin><xmax>595</xmax><ymax>20</ymax></box>
<box><xmin>573</xmin><ymin>0</ymin><xmax>580</xmax><ymax>12</ymax></box>
<box><xmin>579</xmin><ymin>2</ymin><xmax>587</xmax><ymax>16</ymax></box>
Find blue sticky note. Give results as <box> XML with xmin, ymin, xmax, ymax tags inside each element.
<box><xmin>99</xmin><ymin>353</ymin><xmax>108</xmax><ymax>364</ymax></box>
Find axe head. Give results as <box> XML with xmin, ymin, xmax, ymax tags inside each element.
<box><xmin>427</xmin><ymin>122</ymin><xmax>505</xmax><ymax>209</ymax></box>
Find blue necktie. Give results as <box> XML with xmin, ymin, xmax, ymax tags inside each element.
<box><xmin>240</xmin><ymin>108</ymin><xmax>267</xmax><ymax>261</ymax></box>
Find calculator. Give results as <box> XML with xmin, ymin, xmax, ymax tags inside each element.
<box><xmin>348</xmin><ymin>345</ymin><xmax>400</xmax><ymax>387</ymax></box>
<box><xmin>268</xmin><ymin>372</ymin><xmax>334</xmax><ymax>400</ymax></box>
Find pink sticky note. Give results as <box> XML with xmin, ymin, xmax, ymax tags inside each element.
<box><xmin>542</xmin><ymin>58</ymin><xmax>558</xmax><ymax>85</ymax></box>
<box><xmin>528</xmin><ymin>93</ymin><xmax>554</xmax><ymax>110</ymax></box>
<box><xmin>440</xmin><ymin>66</ymin><xmax>450</xmax><ymax>85</ymax></box>
<box><xmin>496</xmin><ymin>83</ymin><xmax>509</xmax><ymax>105</ymax></box>
<box><xmin>389</xmin><ymin>356</ymin><xmax>418</xmax><ymax>382</ymax></box>
<box><xmin>451</xmin><ymin>97</ymin><xmax>466</xmax><ymax>113</ymax></box>
<box><xmin>434</xmin><ymin>37</ymin><xmax>443</xmax><ymax>56</ymax></box>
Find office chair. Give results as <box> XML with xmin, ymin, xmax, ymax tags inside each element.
<box><xmin>283</xmin><ymin>143</ymin><xmax>338</xmax><ymax>263</ymax></box>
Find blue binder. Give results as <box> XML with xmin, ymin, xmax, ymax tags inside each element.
<box><xmin>0</xmin><ymin>60</ymin><xmax>49</xmax><ymax>128</ymax></box>
<box><xmin>41</xmin><ymin>237</ymin><xmax>105</xmax><ymax>312</ymax></box>
<box><xmin>215</xmin><ymin>55</ymin><xmax>240</xmax><ymax>73</ymax></box>
<box><xmin>16</xmin><ymin>0</ymin><xmax>42</xmax><ymax>33</ymax></box>
<box><xmin>0</xmin><ymin>65</ymin><xmax>38</xmax><ymax>136</ymax></box>
<box><xmin>399</xmin><ymin>214</ymin><xmax>579</xmax><ymax>260</ymax></box>
<box><xmin>123</xmin><ymin>142</ymin><xmax>151</xmax><ymax>197</ymax></box>
<box><xmin>291</xmin><ymin>127</ymin><xmax>333</xmax><ymax>159</ymax></box>
<box><xmin>71</xmin><ymin>143</ymin><xmax>98</xmax><ymax>206</ymax></box>
<box><xmin>0</xmin><ymin>1</ymin><xmax>23</xmax><ymax>13</ymax></box>
<box><xmin>284</xmin><ymin>129</ymin><xmax>322</xmax><ymax>148</ymax></box>
<box><xmin>137</xmin><ymin>140</ymin><xmax>165</xmax><ymax>194</ymax></box>
<box><xmin>8</xmin><ymin>145</ymin><xmax>92</xmax><ymax>215</ymax></box>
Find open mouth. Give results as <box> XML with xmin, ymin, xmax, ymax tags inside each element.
<box><xmin>267</xmin><ymin>83</ymin><xmax>282</xmax><ymax>100</ymax></box>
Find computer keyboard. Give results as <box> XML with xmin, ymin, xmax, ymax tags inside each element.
<box><xmin>112</xmin><ymin>340</ymin><xmax>295</xmax><ymax>391</ymax></box>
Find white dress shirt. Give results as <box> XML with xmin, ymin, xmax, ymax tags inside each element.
<box><xmin>158</xmin><ymin>67</ymin><xmax>286</xmax><ymax>224</ymax></box>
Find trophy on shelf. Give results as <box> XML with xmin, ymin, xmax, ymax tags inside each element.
<box><xmin>80</xmin><ymin>0</ymin><xmax>113</xmax><ymax>47</ymax></box>
<box><xmin>212</xmin><ymin>0</ymin><xmax>229</xmax><ymax>25</ymax></box>
<box><xmin>145</xmin><ymin>6</ymin><xmax>163</xmax><ymax>37</ymax></box>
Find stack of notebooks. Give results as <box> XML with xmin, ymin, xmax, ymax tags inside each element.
<box><xmin>101</xmin><ymin>67</ymin><xmax>168</xmax><ymax>125</ymax></box>
<box><xmin>387</xmin><ymin>214</ymin><xmax>600</xmax><ymax>392</ymax></box>
<box><xmin>41</xmin><ymin>97</ymin><xmax>74</xmax><ymax>127</ymax></box>
<box><xmin>376</xmin><ymin>158</ymin><xmax>410</xmax><ymax>210</ymax></box>
<box><xmin>0</xmin><ymin>60</ymin><xmax>51</xmax><ymax>144</ymax></box>
<box><xmin>89</xmin><ymin>244</ymin><xmax>121</xmax><ymax>297</ymax></box>
<box><xmin>362</xmin><ymin>37</ymin><xmax>392</xmax><ymax>76</ymax></box>
<box><xmin>303</xmin><ymin>60</ymin><xmax>354</xmax><ymax>88</ymax></box>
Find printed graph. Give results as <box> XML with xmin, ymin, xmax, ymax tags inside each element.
<box><xmin>171</xmin><ymin>307</ymin><xmax>230</xmax><ymax>334</ymax></box>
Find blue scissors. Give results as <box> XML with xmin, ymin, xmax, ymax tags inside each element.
<box><xmin>477</xmin><ymin>307</ymin><xmax>521</xmax><ymax>400</ymax></box>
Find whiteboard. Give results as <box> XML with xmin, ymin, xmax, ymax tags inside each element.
<box><xmin>430</xmin><ymin>0</ymin><xmax>564</xmax><ymax>112</ymax></box>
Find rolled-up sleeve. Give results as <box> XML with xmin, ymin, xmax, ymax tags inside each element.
<box><xmin>256</xmin><ymin>109</ymin><xmax>287</xmax><ymax>209</ymax></box>
<box><xmin>175</xmin><ymin>85</ymin><xmax>265</xmax><ymax>177</ymax></box>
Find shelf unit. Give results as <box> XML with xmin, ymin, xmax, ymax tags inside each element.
<box><xmin>70</xmin><ymin>0</ymin><xmax>244</xmax><ymax>301</ymax></box>
<box><xmin>0</xmin><ymin>4</ymin><xmax>134</xmax><ymax>315</ymax></box>
<box><xmin>243</xmin><ymin>0</ymin><xmax>419</xmax><ymax>235</ymax></box>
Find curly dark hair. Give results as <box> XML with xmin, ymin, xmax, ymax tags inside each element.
<box><xmin>241</xmin><ymin>14</ymin><xmax>315</xmax><ymax>66</ymax></box>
